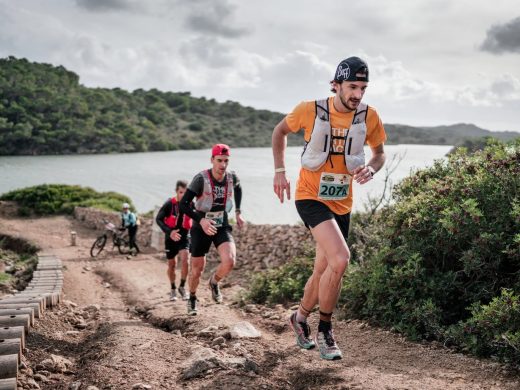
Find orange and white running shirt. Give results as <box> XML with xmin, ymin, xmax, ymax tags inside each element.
<box><xmin>285</xmin><ymin>97</ymin><xmax>387</xmax><ymax>215</ymax></box>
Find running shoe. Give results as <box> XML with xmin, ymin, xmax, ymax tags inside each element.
<box><xmin>178</xmin><ymin>286</ymin><xmax>189</xmax><ymax>300</ymax></box>
<box><xmin>169</xmin><ymin>289</ymin><xmax>177</xmax><ymax>301</ymax></box>
<box><xmin>315</xmin><ymin>329</ymin><xmax>342</xmax><ymax>360</ymax></box>
<box><xmin>209</xmin><ymin>279</ymin><xmax>223</xmax><ymax>304</ymax></box>
<box><xmin>288</xmin><ymin>312</ymin><xmax>315</xmax><ymax>350</ymax></box>
<box><xmin>187</xmin><ymin>296</ymin><xmax>198</xmax><ymax>315</ymax></box>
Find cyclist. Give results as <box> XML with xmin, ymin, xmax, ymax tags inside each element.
<box><xmin>179</xmin><ymin>144</ymin><xmax>245</xmax><ymax>315</ymax></box>
<box><xmin>121</xmin><ymin>202</ymin><xmax>140</xmax><ymax>255</ymax></box>
<box><xmin>155</xmin><ymin>180</ymin><xmax>192</xmax><ymax>301</ymax></box>
<box><xmin>272</xmin><ymin>57</ymin><xmax>387</xmax><ymax>360</ymax></box>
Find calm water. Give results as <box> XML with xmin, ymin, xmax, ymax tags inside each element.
<box><xmin>0</xmin><ymin>145</ymin><xmax>451</xmax><ymax>224</ymax></box>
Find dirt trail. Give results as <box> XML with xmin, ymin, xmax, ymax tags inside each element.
<box><xmin>0</xmin><ymin>212</ymin><xmax>518</xmax><ymax>389</ymax></box>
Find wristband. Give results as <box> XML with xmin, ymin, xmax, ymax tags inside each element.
<box><xmin>274</xmin><ymin>167</ymin><xmax>286</xmax><ymax>173</ymax></box>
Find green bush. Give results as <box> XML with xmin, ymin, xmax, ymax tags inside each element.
<box><xmin>341</xmin><ymin>139</ymin><xmax>520</xmax><ymax>361</ymax></box>
<box><xmin>446</xmin><ymin>289</ymin><xmax>520</xmax><ymax>363</ymax></box>
<box><xmin>0</xmin><ymin>184</ymin><xmax>134</xmax><ymax>215</ymax></box>
<box><xmin>246</xmin><ymin>255</ymin><xmax>314</xmax><ymax>305</ymax></box>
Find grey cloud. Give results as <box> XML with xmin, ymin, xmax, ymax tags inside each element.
<box><xmin>179</xmin><ymin>36</ymin><xmax>235</xmax><ymax>68</ymax></box>
<box><xmin>75</xmin><ymin>0</ymin><xmax>135</xmax><ymax>12</ymax></box>
<box><xmin>480</xmin><ymin>16</ymin><xmax>520</xmax><ymax>54</ymax></box>
<box><xmin>184</xmin><ymin>1</ymin><xmax>251</xmax><ymax>38</ymax></box>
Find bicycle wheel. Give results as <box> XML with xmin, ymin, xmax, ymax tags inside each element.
<box><xmin>90</xmin><ymin>235</ymin><xmax>107</xmax><ymax>257</ymax></box>
<box><xmin>117</xmin><ymin>237</ymin><xmax>131</xmax><ymax>255</ymax></box>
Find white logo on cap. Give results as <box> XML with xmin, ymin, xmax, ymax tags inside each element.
<box><xmin>336</xmin><ymin>64</ymin><xmax>350</xmax><ymax>80</ymax></box>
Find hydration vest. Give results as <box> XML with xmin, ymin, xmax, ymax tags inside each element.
<box><xmin>194</xmin><ymin>170</ymin><xmax>234</xmax><ymax>213</ymax></box>
<box><xmin>300</xmin><ymin>98</ymin><xmax>368</xmax><ymax>173</ymax></box>
<box><xmin>164</xmin><ymin>197</ymin><xmax>192</xmax><ymax>230</ymax></box>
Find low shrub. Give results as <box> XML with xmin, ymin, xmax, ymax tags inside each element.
<box><xmin>0</xmin><ymin>184</ymin><xmax>134</xmax><ymax>215</ymax></box>
<box><xmin>446</xmin><ymin>289</ymin><xmax>520</xmax><ymax>363</ymax></box>
<box><xmin>246</xmin><ymin>254</ymin><xmax>314</xmax><ymax>305</ymax></box>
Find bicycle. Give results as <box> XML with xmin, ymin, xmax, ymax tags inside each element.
<box><xmin>90</xmin><ymin>219</ymin><xmax>132</xmax><ymax>257</ymax></box>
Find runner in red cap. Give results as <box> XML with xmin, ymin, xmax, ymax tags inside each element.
<box><xmin>179</xmin><ymin>143</ymin><xmax>245</xmax><ymax>315</ymax></box>
<box><xmin>211</xmin><ymin>144</ymin><xmax>231</xmax><ymax>157</ymax></box>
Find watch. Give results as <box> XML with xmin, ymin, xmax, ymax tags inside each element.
<box><xmin>367</xmin><ymin>165</ymin><xmax>376</xmax><ymax>177</ymax></box>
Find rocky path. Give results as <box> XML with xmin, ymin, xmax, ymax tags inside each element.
<box><xmin>0</xmin><ymin>212</ymin><xmax>518</xmax><ymax>389</ymax></box>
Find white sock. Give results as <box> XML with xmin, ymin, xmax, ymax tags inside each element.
<box><xmin>295</xmin><ymin>310</ymin><xmax>307</xmax><ymax>323</ymax></box>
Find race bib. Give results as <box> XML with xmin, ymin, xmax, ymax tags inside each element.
<box><xmin>318</xmin><ymin>172</ymin><xmax>351</xmax><ymax>200</ymax></box>
<box><xmin>205</xmin><ymin>211</ymin><xmax>225</xmax><ymax>227</ymax></box>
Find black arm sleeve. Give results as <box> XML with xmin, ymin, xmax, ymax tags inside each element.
<box><xmin>179</xmin><ymin>189</ymin><xmax>202</xmax><ymax>223</ymax></box>
<box><xmin>155</xmin><ymin>200</ymin><xmax>173</xmax><ymax>235</ymax></box>
<box><xmin>232</xmin><ymin>172</ymin><xmax>242</xmax><ymax>211</ymax></box>
<box><xmin>174</xmin><ymin>207</ymin><xmax>187</xmax><ymax>233</ymax></box>
<box><xmin>234</xmin><ymin>183</ymin><xmax>242</xmax><ymax>210</ymax></box>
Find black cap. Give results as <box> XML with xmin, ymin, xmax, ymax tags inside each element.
<box><xmin>333</xmin><ymin>56</ymin><xmax>369</xmax><ymax>82</ymax></box>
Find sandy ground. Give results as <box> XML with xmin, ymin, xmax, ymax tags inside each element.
<box><xmin>0</xmin><ymin>210</ymin><xmax>519</xmax><ymax>390</ymax></box>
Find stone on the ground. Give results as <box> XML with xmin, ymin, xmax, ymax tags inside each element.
<box><xmin>229</xmin><ymin>321</ymin><xmax>261</xmax><ymax>339</ymax></box>
<box><xmin>132</xmin><ymin>384</ymin><xmax>152</xmax><ymax>389</ymax></box>
<box><xmin>84</xmin><ymin>304</ymin><xmax>101</xmax><ymax>312</ymax></box>
<box><xmin>21</xmin><ymin>378</ymin><xmax>40</xmax><ymax>389</ymax></box>
<box><xmin>182</xmin><ymin>347</ymin><xmax>221</xmax><ymax>379</ymax></box>
<box><xmin>75</xmin><ymin>321</ymin><xmax>88</xmax><ymax>329</ymax></box>
<box><xmin>33</xmin><ymin>374</ymin><xmax>49</xmax><ymax>382</ymax></box>
<box><xmin>212</xmin><ymin>336</ymin><xmax>226</xmax><ymax>346</ymax></box>
<box><xmin>69</xmin><ymin>382</ymin><xmax>81</xmax><ymax>390</ymax></box>
<box><xmin>39</xmin><ymin>354</ymin><xmax>74</xmax><ymax>373</ymax></box>
<box><xmin>86</xmin><ymin>386</ymin><xmax>100</xmax><ymax>390</ymax></box>
<box><xmin>197</xmin><ymin>325</ymin><xmax>218</xmax><ymax>337</ymax></box>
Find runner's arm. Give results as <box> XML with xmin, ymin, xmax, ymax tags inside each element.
<box><xmin>366</xmin><ymin>143</ymin><xmax>386</xmax><ymax>173</ymax></box>
<box><xmin>232</xmin><ymin>173</ymin><xmax>242</xmax><ymax>212</ymax></box>
<box><xmin>272</xmin><ymin>118</ymin><xmax>293</xmax><ymax>202</ymax></box>
<box><xmin>174</xmin><ymin>207</ymin><xmax>189</xmax><ymax>235</ymax></box>
<box><xmin>179</xmin><ymin>189</ymin><xmax>202</xmax><ymax>223</ymax></box>
<box><xmin>155</xmin><ymin>201</ymin><xmax>173</xmax><ymax>235</ymax></box>
<box><xmin>353</xmin><ymin>143</ymin><xmax>386</xmax><ymax>184</ymax></box>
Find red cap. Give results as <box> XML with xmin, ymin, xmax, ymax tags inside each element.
<box><xmin>211</xmin><ymin>143</ymin><xmax>231</xmax><ymax>157</ymax></box>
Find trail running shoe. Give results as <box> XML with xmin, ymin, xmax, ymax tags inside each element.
<box><xmin>187</xmin><ymin>297</ymin><xmax>198</xmax><ymax>315</ymax></box>
<box><xmin>209</xmin><ymin>279</ymin><xmax>223</xmax><ymax>304</ymax></box>
<box><xmin>315</xmin><ymin>329</ymin><xmax>342</xmax><ymax>360</ymax></box>
<box><xmin>169</xmin><ymin>289</ymin><xmax>177</xmax><ymax>301</ymax></box>
<box><xmin>288</xmin><ymin>312</ymin><xmax>315</xmax><ymax>350</ymax></box>
<box><xmin>178</xmin><ymin>286</ymin><xmax>189</xmax><ymax>300</ymax></box>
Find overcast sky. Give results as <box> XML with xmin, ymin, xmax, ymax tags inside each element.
<box><xmin>1</xmin><ymin>0</ymin><xmax>520</xmax><ymax>132</ymax></box>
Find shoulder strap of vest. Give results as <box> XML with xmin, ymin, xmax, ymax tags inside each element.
<box><xmin>315</xmin><ymin>98</ymin><xmax>330</xmax><ymax>122</ymax></box>
<box><xmin>352</xmin><ymin>102</ymin><xmax>368</xmax><ymax>125</ymax></box>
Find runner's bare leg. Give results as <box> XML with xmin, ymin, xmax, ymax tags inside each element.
<box><xmin>213</xmin><ymin>241</ymin><xmax>236</xmax><ymax>282</ymax></box>
<box><xmin>189</xmin><ymin>256</ymin><xmax>206</xmax><ymax>293</ymax></box>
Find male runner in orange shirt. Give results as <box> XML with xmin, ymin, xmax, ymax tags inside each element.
<box><xmin>272</xmin><ymin>56</ymin><xmax>386</xmax><ymax>360</ymax></box>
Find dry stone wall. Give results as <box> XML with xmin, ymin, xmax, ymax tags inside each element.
<box><xmin>74</xmin><ymin>207</ymin><xmax>314</xmax><ymax>268</ymax></box>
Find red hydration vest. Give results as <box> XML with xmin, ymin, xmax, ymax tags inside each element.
<box><xmin>164</xmin><ymin>198</ymin><xmax>192</xmax><ymax>230</ymax></box>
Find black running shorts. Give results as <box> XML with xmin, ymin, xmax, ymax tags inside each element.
<box><xmin>190</xmin><ymin>225</ymin><xmax>234</xmax><ymax>257</ymax></box>
<box><xmin>165</xmin><ymin>232</ymin><xmax>189</xmax><ymax>260</ymax></box>
<box><xmin>295</xmin><ymin>199</ymin><xmax>350</xmax><ymax>242</ymax></box>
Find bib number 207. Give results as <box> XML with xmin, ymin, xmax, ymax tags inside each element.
<box><xmin>320</xmin><ymin>185</ymin><xmax>347</xmax><ymax>198</ymax></box>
